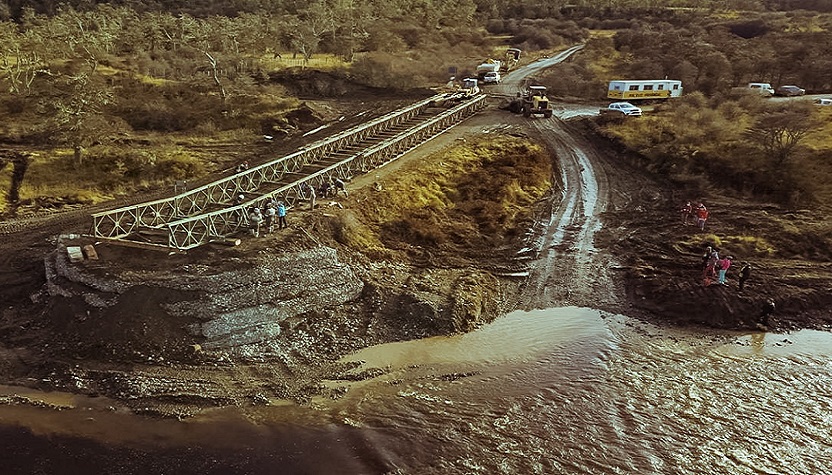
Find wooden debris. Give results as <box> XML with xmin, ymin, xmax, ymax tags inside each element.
<box><xmin>82</xmin><ymin>244</ymin><xmax>99</xmax><ymax>260</ymax></box>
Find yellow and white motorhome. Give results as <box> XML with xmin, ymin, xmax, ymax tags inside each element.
<box><xmin>607</xmin><ymin>80</ymin><xmax>683</xmax><ymax>100</ymax></box>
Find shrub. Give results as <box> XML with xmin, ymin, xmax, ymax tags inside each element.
<box><xmin>330</xmin><ymin>209</ymin><xmax>386</xmax><ymax>254</ymax></box>
<box><xmin>350</xmin><ymin>52</ymin><xmax>446</xmax><ymax>89</ymax></box>
<box><xmin>721</xmin><ymin>235</ymin><xmax>776</xmax><ymax>257</ymax></box>
<box><xmin>679</xmin><ymin>233</ymin><xmax>722</xmax><ymax>251</ymax></box>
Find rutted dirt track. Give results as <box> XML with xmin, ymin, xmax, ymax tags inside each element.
<box><xmin>522</xmin><ymin>118</ymin><xmax>610</xmax><ymax>308</ymax></box>
<box><xmin>496</xmin><ymin>44</ymin><xmax>633</xmax><ymax>313</ymax></box>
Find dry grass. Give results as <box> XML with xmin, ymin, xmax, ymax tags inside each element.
<box><xmin>0</xmin><ymin>143</ymin><xmax>212</xmax><ymax>215</ymax></box>
<box><xmin>720</xmin><ymin>235</ymin><xmax>777</xmax><ymax>257</ymax></box>
<box><xmin>341</xmin><ymin>135</ymin><xmax>552</xmax><ymax>252</ymax></box>
<box><xmin>258</xmin><ymin>53</ymin><xmax>348</xmax><ymax>72</ymax></box>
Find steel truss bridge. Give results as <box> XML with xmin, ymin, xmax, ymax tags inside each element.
<box><xmin>90</xmin><ymin>93</ymin><xmax>487</xmax><ymax>250</ymax></box>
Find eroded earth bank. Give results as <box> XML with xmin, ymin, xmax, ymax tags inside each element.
<box><xmin>1</xmin><ymin>104</ymin><xmax>831</xmax><ymax>419</ymax></box>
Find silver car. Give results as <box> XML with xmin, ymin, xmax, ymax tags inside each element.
<box><xmin>606</xmin><ymin>102</ymin><xmax>643</xmax><ymax>116</ymax></box>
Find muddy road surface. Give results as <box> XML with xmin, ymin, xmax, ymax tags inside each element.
<box><xmin>494</xmin><ymin>42</ymin><xmax>634</xmax><ymax>312</ymax></box>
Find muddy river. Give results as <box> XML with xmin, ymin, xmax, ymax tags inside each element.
<box><xmin>2</xmin><ymin>307</ymin><xmax>831</xmax><ymax>474</ymax></box>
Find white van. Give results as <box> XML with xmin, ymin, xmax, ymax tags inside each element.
<box><xmin>747</xmin><ymin>82</ymin><xmax>775</xmax><ymax>97</ymax></box>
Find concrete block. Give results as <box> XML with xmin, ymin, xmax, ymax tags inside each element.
<box><xmin>67</xmin><ymin>246</ymin><xmax>84</xmax><ymax>263</ymax></box>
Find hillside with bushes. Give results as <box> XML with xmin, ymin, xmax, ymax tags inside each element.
<box><xmin>2</xmin><ymin>0</ymin><xmax>832</xmax><ymax>216</ymax></box>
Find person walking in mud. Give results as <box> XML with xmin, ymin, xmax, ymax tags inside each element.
<box><xmin>680</xmin><ymin>201</ymin><xmax>693</xmax><ymax>226</ymax></box>
<box><xmin>703</xmin><ymin>246</ymin><xmax>719</xmax><ymax>286</ymax></box>
<box><xmin>277</xmin><ymin>201</ymin><xmax>287</xmax><ymax>229</ymax></box>
<box><xmin>702</xmin><ymin>246</ymin><xmax>712</xmax><ymax>270</ymax></box>
<box><xmin>738</xmin><ymin>262</ymin><xmax>752</xmax><ymax>291</ymax></box>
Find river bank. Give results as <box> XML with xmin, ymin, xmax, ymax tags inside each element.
<box><xmin>2</xmin><ymin>307</ymin><xmax>832</xmax><ymax>474</ymax></box>
<box><xmin>0</xmin><ymin>108</ymin><xmax>830</xmax><ymax>423</ymax></box>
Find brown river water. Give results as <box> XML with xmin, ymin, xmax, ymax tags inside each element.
<box><xmin>2</xmin><ymin>307</ymin><xmax>831</xmax><ymax>474</ymax></box>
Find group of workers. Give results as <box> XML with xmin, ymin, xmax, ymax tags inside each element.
<box><xmin>684</xmin><ymin>200</ymin><xmax>776</xmax><ymax>330</ymax></box>
<box><xmin>246</xmin><ymin>199</ymin><xmax>287</xmax><ymax>237</ymax></box>
<box><xmin>680</xmin><ymin>201</ymin><xmax>710</xmax><ymax>231</ymax></box>
<box><xmin>231</xmin><ymin>162</ymin><xmax>350</xmax><ymax>236</ymax></box>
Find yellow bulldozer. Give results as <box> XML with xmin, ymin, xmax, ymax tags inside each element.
<box><xmin>503</xmin><ymin>48</ymin><xmax>521</xmax><ymax>72</ymax></box>
<box><xmin>509</xmin><ymin>85</ymin><xmax>553</xmax><ymax>118</ymax></box>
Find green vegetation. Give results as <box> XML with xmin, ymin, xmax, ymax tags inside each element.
<box><xmin>529</xmin><ymin>6</ymin><xmax>832</xmax><ymax>209</ymax></box>
<box><xmin>2</xmin><ymin>0</ymin><xmax>832</xmax><ymax>218</ymax></box>
<box><xmin>336</xmin><ymin>136</ymin><xmax>551</xmax><ymax>254</ymax></box>
<box><xmin>596</xmin><ymin>94</ymin><xmax>832</xmax><ymax>207</ymax></box>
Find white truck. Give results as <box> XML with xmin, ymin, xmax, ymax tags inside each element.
<box><xmin>482</xmin><ymin>71</ymin><xmax>501</xmax><ymax>84</ymax></box>
<box><xmin>476</xmin><ymin>60</ymin><xmax>501</xmax><ymax>80</ymax></box>
<box><xmin>731</xmin><ymin>82</ymin><xmax>775</xmax><ymax>97</ymax></box>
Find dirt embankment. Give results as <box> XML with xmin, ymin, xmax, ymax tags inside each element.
<box><xmin>0</xmin><ymin>130</ymin><xmax>548</xmax><ymax>417</ymax></box>
<box><xmin>0</xmin><ymin>106</ymin><xmax>830</xmax><ymax>418</ymax></box>
<box><xmin>574</xmin><ymin>119</ymin><xmax>832</xmax><ymax>332</ymax></box>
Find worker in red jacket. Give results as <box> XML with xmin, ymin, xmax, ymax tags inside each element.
<box><xmin>696</xmin><ymin>203</ymin><xmax>709</xmax><ymax>231</ymax></box>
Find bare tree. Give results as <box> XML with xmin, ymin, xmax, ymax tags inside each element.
<box><xmin>0</xmin><ymin>22</ymin><xmax>51</xmax><ymax>95</ymax></box>
<box><xmin>285</xmin><ymin>1</ymin><xmax>336</xmax><ymax>65</ymax></box>
<box><xmin>0</xmin><ymin>150</ymin><xmax>33</xmax><ymax>209</ymax></box>
<box><xmin>47</xmin><ymin>5</ymin><xmax>124</xmax><ymax>74</ymax></box>
<box><xmin>51</xmin><ymin>73</ymin><xmax>115</xmax><ymax>165</ymax></box>
<box><xmin>330</xmin><ymin>0</ymin><xmax>373</xmax><ymax>62</ymax></box>
<box><xmin>745</xmin><ymin>102</ymin><xmax>821</xmax><ymax>166</ymax></box>
<box><xmin>204</xmin><ymin>51</ymin><xmax>228</xmax><ymax>112</ymax></box>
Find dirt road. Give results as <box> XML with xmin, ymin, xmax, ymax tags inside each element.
<box><xmin>491</xmin><ymin>44</ymin><xmax>630</xmax><ymax>312</ymax></box>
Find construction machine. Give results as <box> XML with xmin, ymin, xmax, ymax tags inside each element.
<box><xmin>459</xmin><ymin>77</ymin><xmax>480</xmax><ymax>97</ymax></box>
<box><xmin>503</xmin><ymin>48</ymin><xmax>521</xmax><ymax>72</ymax></box>
<box><xmin>509</xmin><ymin>85</ymin><xmax>552</xmax><ymax>118</ymax></box>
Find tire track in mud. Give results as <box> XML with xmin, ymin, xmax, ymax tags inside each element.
<box><xmin>499</xmin><ymin>44</ymin><xmax>622</xmax><ymax>311</ymax></box>
<box><xmin>519</xmin><ymin>117</ymin><xmax>613</xmax><ymax>309</ymax></box>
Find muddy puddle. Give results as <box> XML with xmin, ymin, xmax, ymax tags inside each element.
<box><xmin>2</xmin><ymin>307</ymin><xmax>832</xmax><ymax>474</ymax></box>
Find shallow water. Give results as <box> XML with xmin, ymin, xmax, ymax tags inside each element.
<box><xmin>2</xmin><ymin>307</ymin><xmax>831</xmax><ymax>474</ymax></box>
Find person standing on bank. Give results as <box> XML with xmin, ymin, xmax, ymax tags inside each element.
<box><xmin>264</xmin><ymin>203</ymin><xmax>276</xmax><ymax>233</ymax></box>
<box><xmin>717</xmin><ymin>255</ymin><xmax>733</xmax><ymax>286</ymax></box>
<box><xmin>248</xmin><ymin>206</ymin><xmax>263</xmax><ymax>237</ymax></box>
<box><xmin>758</xmin><ymin>299</ymin><xmax>775</xmax><ymax>331</ymax></box>
<box><xmin>277</xmin><ymin>201</ymin><xmax>287</xmax><ymax>229</ymax></box>
<box><xmin>308</xmin><ymin>184</ymin><xmax>316</xmax><ymax>210</ymax></box>
<box><xmin>738</xmin><ymin>263</ymin><xmax>752</xmax><ymax>291</ymax></box>
<box><xmin>680</xmin><ymin>201</ymin><xmax>693</xmax><ymax>226</ymax></box>
<box><xmin>334</xmin><ymin>178</ymin><xmax>348</xmax><ymax>197</ymax></box>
